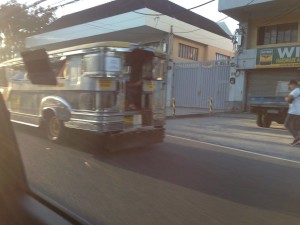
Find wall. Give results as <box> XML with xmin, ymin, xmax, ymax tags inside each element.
<box><xmin>172</xmin><ymin>36</ymin><xmax>206</xmax><ymax>62</ymax></box>
<box><xmin>172</xmin><ymin>36</ymin><xmax>233</xmax><ymax>62</ymax></box>
<box><xmin>206</xmin><ymin>45</ymin><xmax>234</xmax><ymax>61</ymax></box>
<box><xmin>247</xmin><ymin>10</ymin><xmax>300</xmax><ymax>49</ymax></box>
<box><xmin>226</xmin><ymin>68</ymin><xmax>246</xmax><ymax>112</ymax></box>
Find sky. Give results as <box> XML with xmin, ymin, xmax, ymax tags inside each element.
<box><xmin>0</xmin><ymin>0</ymin><xmax>239</xmax><ymax>33</ymax></box>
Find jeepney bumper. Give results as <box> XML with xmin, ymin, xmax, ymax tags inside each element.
<box><xmin>65</xmin><ymin>111</ymin><xmax>165</xmax><ymax>133</ymax></box>
<box><xmin>65</xmin><ymin>120</ymin><xmax>124</xmax><ymax>132</ymax></box>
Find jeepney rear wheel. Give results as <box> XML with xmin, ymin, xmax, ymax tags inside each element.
<box><xmin>256</xmin><ymin>113</ymin><xmax>263</xmax><ymax>127</ymax></box>
<box><xmin>45</xmin><ymin>113</ymin><xmax>66</xmax><ymax>143</ymax></box>
<box><xmin>262</xmin><ymin>114</ymin><xmax>272</xmax><ymax>128</ymax></box>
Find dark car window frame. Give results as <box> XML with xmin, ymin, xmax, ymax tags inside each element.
<box><xmin>0</xmin><ymin>92</ymin><xmax>92</xmax><ymax>225</ymax></box>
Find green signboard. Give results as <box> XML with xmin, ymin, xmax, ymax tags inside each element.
<box><xmin>256</xmin><ymin>45</ymin><xmax>300</xmax><ymax>68</ymax></box>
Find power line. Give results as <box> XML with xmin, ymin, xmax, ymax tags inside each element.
<box><xmin>174</xmin><ymin>0</ymin><xmax>258</xmax><ymax>35</ymax></box>
<box><xmin>27</xmin><ymin>0</ymin><xmax>82</xmax><ymax>12</ymax></box>
<box><xmin>27</xmin><ymin>0</ymin><xmax>49</xmax><ymax>8</ymax></box>
<box><xmin>216</xmin><ymin>16</ymin><xmax>229</xmax><ymax>23</ymax></box>
<box><xmin>49</xmin><ymin>0</ymin><xmax>81</xmax><ymax>10</ymax></box>
<box><xmin>246</xmin><ymin>0</ymin><xmax>257</xmax><ymax>6</ymax></box>
<box><xmin>24</xmin><ymin>0</ymin><xmax>230</xmax><ymax>40</ymax></box>
<box><xmin>216</xmin><ymin>0</ymin><xmax>257</xmax><ymax>23</ymax></box>
<box><xmin>40</xmin><ymin>0</ymin><xmax>71</xmax><ymax>8</ymax></box>
<box><xmin>133</xmin><ymin>0</ymin><xmax>215</xmax><ymax>17</ymax></box>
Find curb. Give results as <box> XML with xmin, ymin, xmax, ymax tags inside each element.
<box><xmin>166</xmin><ymin>112</ymin><xmax>254</xmax><ymax>120</ymax></box>
<box><xmin>166</xmin><ymin>111</ymin><xmax>224</xmax><ymax>119</ymax></box>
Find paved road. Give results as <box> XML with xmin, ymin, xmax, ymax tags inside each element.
<box><xmin>167</xmin><ymin>113</ymin><xmax>300</xmax><ymax>161</ymax></box>
<box><xmin>15</xmin><ymin>124</ymin><xmax>300</xmax><ymax>225</ymax></box>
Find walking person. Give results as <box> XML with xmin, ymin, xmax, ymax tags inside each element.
<box><xmin>285</xmin><ymin>80</ymin><xmax>300</xmax><ymax>146</ymax></box>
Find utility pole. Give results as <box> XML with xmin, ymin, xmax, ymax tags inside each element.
<box><xmin>166</xmin><ymin>25</ymin><xmax>174</xmax><ymax>108</ymax></box>
<box><xmin>167</xmin><ymin>25</ymin><xmax>173</xmax><ymax>61</ymax></box>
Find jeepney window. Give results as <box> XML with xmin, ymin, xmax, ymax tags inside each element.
<box><xmin>7</xmin><ymin>66</ymin><xmax>26</xmax><ymax>81</ymax></box>
<box><xmin>152</xmin><ymin>57</ymin><xmax>166</xmax><ymax>80</ymax></box>
<box><xmin>12</xmin><ymin>71</ymin><xmax>25</xmax><ymax>80</ymax></box>
<box><xmin>51</xmin><ymin>59</ymin><xmax>67</xmax><ymax>78</ymax></box>
<box><xmin>142</xmin><ymin>58</ymin><xmax>153</xmax><ymax>80</ymax></box>
<box><xmin>0</xmin><ymin>68</ymin><xmax>8</xmax><ymax>87</ymax></box>
<box><xmin>66</xmin><ymin>55</ymin><xmax>82</xmax><ymax>84</ymax></box>
<box><xmin>142</xmin><ymin>57</ymin><xmax>166</xmax><ymax>80</ymax></box>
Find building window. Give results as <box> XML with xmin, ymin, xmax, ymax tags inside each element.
<box><xmin>216</xmin><ymin>53</ymin><xmax>230</xmax><ymax>61</ymax></box>
<box><xmin>257</xmin><ymin>23</ymin><xmax>298</xmax><ymax>45</ymax></box>
<box><xmin>178</xmin><ymin>43</ymin><xmax>198</xmax><ymax>61</ymax></box>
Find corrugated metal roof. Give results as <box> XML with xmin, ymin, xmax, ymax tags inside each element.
<box><xmin>43</xmin><ymin>0</ymin><xmax>229</xmax><ymax>38</ymax></box>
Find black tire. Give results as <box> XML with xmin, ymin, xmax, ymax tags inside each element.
<box><xmin>45</xmin><ymin>113</ymin><xmax>66</xmax><ymax>143</ymax></box>
<box><xmin>256</xmin><ymin>114</ymin><xmax>263</xmax><ymax>127</ymax></box>
<box><xmin>262</xmin><ymin>114</ymin><xmax>272</xmax><ymax>128</ymax></box>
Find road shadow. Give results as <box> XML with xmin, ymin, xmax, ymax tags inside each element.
<box><xmin>13</xmin><ymin>123</ymin><xmax>109</xmax><ymax>154</ymax></box>
<box><xmin>93</xmin><ymin>140</ymin><xmax>300</xmax><ymax>218</ymax></box>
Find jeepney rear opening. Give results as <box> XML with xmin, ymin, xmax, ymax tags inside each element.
<box><xmin>80</xmin><ymin>47</ymin><xmax>167</xmax><ymax>130</ymax></box>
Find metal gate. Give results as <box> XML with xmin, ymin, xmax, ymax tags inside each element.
<box><xmin>247</xmin><ymin>68</ymin><xmax>299</xmax><ymax>97</ymax></box>
<box><xmin>173</xmin><ymin>61</ymin><xmax>230</xmax><ymax>110</ymax></box>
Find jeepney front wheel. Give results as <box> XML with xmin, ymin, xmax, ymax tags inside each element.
<box><xmin>45</xmin><ymin>112</ymin><xmax>66</xmax><ymax>143</ymax></box>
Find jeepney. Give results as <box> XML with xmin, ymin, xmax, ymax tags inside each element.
<box><xmin>0</xmin><ymin>42</ymin><xmax>167</xmax><ymax>151</ymax></box>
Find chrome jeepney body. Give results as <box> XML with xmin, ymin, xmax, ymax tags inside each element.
<box><xmin>0</xmin><ymin>42</ymin><xmax>167</xmax><ymax>149</ymax></box>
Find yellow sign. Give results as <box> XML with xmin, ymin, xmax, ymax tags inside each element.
<box><xmin>99</xmin><ymin>80</ymin><xmax>113</xmax><ymax>89</ymax></box>
<box><xmin>57</xmin><ymin>83</ymin><xmax>65</xmax><ymax>87</ymax></box>
<box><xmin>11</xmin><ymin>94</ymin><xmax>20</xmax><ymax>111</ymax></box>
<box><xmin>124</xmin><ymin>116</ymin><xmax>133</xmax><ymax>125</ymax></box>
<box><xmin>256</xmin><ymin>45</ymin><xmax>300</xmax><ymax>68</ymax></box>
<box><xmin>146</xmin><ymin>82</ymin><xmax>155</xmax><ymax>90</ymax></box>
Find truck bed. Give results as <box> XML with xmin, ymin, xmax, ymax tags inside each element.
<box><xmin>248</xmin><ymin>96</ymin><xmax>288</xmax><ymax>107</ymax></box>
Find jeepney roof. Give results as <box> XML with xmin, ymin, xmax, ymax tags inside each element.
<box><xmin>48</xmin><ymin>41</ymin><xmax>166</xmax><ymax>57</ymax></box>
<box><xmin>0</xmin><ymin>41</ymin><xmax>166</xmax><ymax>66</ymax></box>
<box><xmin>0</xmin><ymin>57</ymin><xmax>23</xmax><ymax>67</ymax></box>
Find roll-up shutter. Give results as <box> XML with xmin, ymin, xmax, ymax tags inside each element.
<box><xmin>247</xmin><ymin>68</ymin><xmax>300</xmax><ymax>97</ymax></box>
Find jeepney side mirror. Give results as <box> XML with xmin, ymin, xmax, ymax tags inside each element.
<box><xmin>21</xmin><ymin>49</ymin><xmax>57</xmax><ymax>86</ymax></box>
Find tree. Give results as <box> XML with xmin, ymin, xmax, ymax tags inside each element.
<box><xmin>0</xmin><ymin>0</ymin><xmax>56</xmax><ymax>61</ymax></box>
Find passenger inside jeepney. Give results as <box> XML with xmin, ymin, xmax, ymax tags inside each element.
<box><xmin>51</xmin><ymin>59</ymin><xmax>67</xmax><ymax>78</ymax></box>
<box><xmin>126</xmin><ymin>63</ymin><xmax>143</xmax><ymax>110</ymax></box>
<box><xmin>126</xmin><ymin>50</ymin><xmax>153</xmax><ymax>110</ymax></box>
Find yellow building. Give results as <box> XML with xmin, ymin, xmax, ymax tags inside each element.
<box><xmin>219</xmin><ymin>0</ymin><xmax>300</xmax><ymax>111</ymax></box>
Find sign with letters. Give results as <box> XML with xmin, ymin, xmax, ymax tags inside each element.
<box><xmin>256</xmin><ymin>45</ymin><xmax>300</xmax><ymax>68</ymax></box>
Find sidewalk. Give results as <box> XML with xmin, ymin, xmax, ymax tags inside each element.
<box><xmin>166</xmin><ymin>107</ymin><xmax>224</xmax><ymax>118</ymax></box>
